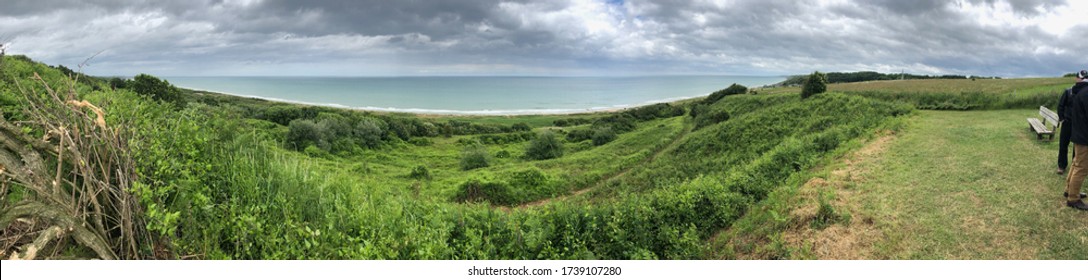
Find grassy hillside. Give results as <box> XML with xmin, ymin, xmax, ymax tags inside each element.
<box><xmin>2</xmin><ymin>54</ymin><xmax>1081</xmax><ymax>260</ymax></box>
<box><xmin>711</xmin><ymin>102</ymin><xmax>1086</xmax><ymax>260</ymax></box>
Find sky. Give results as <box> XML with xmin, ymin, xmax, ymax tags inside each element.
<box><xmin>1</xmin><ymin>0</ymin><xmax>1086</xmax><ymax>77</ymax></box>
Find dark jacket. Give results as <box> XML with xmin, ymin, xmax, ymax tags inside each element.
<box><xmin>1068</xmin><ymin>82</ymin><xmax>1088</xmax><ymax>144</ymax></box>
<box><xmin>1058</xmin><ymin>88</ymin><xmax>1075</xmax><ymax>121</ymax></box>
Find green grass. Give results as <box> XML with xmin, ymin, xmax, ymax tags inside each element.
<box><xmin>713</xmin><ymin>109</ymin><xmax>1087</xmax><ymax>259</ymax></box>
<box><xmin>853</xmin><ymin>110</ymin><xmax>1087</xmax><ymax>259</ymax></box>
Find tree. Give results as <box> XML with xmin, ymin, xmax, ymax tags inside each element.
<box><xmin>108</xmin><ymin>77</ymin><xmax>127</xmax><ymax>89</ymax></box>
<box><xmin>526</xmin><ymin>131</ymin><xmax>564</xmax><ymax>160</ymax></box>
<box><xmin>801</xmin><ymin>71</ymin><xmax>828</xmax><ymax>99</ymax></box>
<box><xmin>129</xmin><ymin>74</ymin><xmax>183</xmax><ymax>106</ymax></box>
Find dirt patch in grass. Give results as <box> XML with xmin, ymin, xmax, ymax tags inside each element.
<box><xmin>781</xmin><ymin>133</ymin><xmax>896</xmax><ymax>259</ymax></box>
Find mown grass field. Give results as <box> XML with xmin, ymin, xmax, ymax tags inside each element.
<box><xmin>842</xmin><ymin>110</ymin><xmax>1085</xmax><ymax>259</ymax></box>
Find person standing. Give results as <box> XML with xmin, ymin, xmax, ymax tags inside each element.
<box><xmin>1063</xmin><ymin>69</ymin><xmax>1088</xmax><ymax>211</ymax></box>
<box><xmin>1057</xmin><ymin>77</ymin><xmax>1077</xmax><ymax>174</ymax></box>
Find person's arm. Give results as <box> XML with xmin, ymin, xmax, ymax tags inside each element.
<box><xmin>1058</xmin><ymin>89</ymin><xmax>1070</xmax><ymax>122</ymax></box>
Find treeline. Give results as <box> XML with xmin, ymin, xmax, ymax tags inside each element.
<box><xmin>778</xmin><ymin>71</ymin><xmax>1001</xmax><ymax>86</ymax></box>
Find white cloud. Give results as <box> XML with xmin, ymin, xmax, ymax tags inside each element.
<box><xmin>0</xmin><ymin>0</ymin><xmax>1082</xmax><ymax>77</ymax></box>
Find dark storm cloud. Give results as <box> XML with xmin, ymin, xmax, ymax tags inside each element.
<box><xmin>0</xmin><ymin>0</ymin><xmax>1083</xmax><ymax>76</ymax></box>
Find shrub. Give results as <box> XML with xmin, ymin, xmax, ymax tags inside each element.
<box><xmin>512</xmin><ymin>122</ymin><xmax>531</xmax><ymax>131</ymax></box>
<box><xmin>255</xmin><ymin>105</ymin><xmax>319</xmax><ymax>126</ymax></box>
<box><xmin>553</xmin><ymin>118</ymin><xmax>592</xmax><ymax>127</ymax></box>
<box><xmin>626</xmin><ymin>103</ymin><xmax>685</xmax><ymax>121</ymax></box>
<box><xmin>452</xmin><ymin>178</ymin><xmax>514</xmax><ymax>204</ymax></box>
<box><xmin>354</xmin><ymin>118</ymin><xmax>385</xmax><ymax>148</ymax></box>
<box><xmin>694</xmin><ymin>109</ymin><xmax>731</xmax><ymax>130</ymax></box>
<box><xmin>409</xmin><ymin>165</ymin><xmax>431</xmax><ymax>180</ymax></box>
<box><xmin>460</xmin><ymin>142</ymin><xmax>492</xmax><ymax>170</ymax></box>
<box><xmin>688</xmin><ymin>103</ymin><xmax>708</xmax><ymax>118</ymax></box>
<box><xmin>802</xmin><ymin>71</ymin><xmax>828</xmax><ymax>99</ymax></box>
<box><xmin>386</xmin><ymin>119</ymin><xmax>413</xmax><ymax>140</ymax></box>
<box><xmin>286</xmin><ymin>119</ymin><xmax>328</xmax><ymax>151</ymax></box>
<box><xmin>593</xmin><ymin>114</ymin><xmax>636</xmax><ymax>133</ymax></box>
<box><xmin>507</xmin><ymin>167</ymin><xmax>550</xmax><ymax>188</ymax></box>
<box><xmin>591</xmin><ymin>126</ymin><xmax>617</xmax><ymax>146</ymax></box>
<box><xmin>495</xmin><ymin>150</ymin><xmax>512</xmax><ymax>158</ymax></box>
<box><xmin>566</xmin><ymin>128</ymin><xmax>593</xmax><ymax>142</ymax></box>
<box><xmin>303</xmin><ymin>145</ymin><xmax>330</xmax><ymax>158</ymax></box>
<box><xmin>108</xmin><ymin>77</ymin><xmax>127</xmax><ymax>89</ymax></box>
<box><xmin>526</xmin><ymin>131</ymin><xmax>564</xmax><ymax>160</ymax></box>
<box><xmin>419</xmin><ymin>122</ymin><xmax>440</xmax><ymax>137</ymax></box>
<box><xmin>471</xmin><ymin>132</ymin><xmax>535</xmax><ymax>145</ymax></box>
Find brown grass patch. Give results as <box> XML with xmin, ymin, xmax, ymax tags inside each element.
<box><xmin>780</xmin><ymin>133</ymin><xmax>896</xmax><ymax>259</ymax></box>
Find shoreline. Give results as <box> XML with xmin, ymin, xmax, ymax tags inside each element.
<box><xmin>183</xmin><ymin>86</ymin><xmax>711</xmax><ymax>117</ymax></box>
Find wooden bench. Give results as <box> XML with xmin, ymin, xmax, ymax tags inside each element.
<box><xmin>1027</xmin><ymin>106</ymin><xmax>1059</xmax><ymax>140</ymax></box>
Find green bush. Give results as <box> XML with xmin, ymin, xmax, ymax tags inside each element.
<box><xmin>512</xmin><ymin>122</ymin><xmax>531</xmax><ymax>131</ymax></box>
<box><xmin>593</xmin><ymin>114</ymin><xmax>636</xmax><ymax>133</ymax></box>
<box><xmin>460</xmin><ymin>142</ymin><xmax>492</xmax><ymax>170</ymax></box>
<box><xmin>468</xmin><ymin>132</ymin><xmax>535</xmax><ymax>145</ymax></box>
<box><xmin>526</xmin><ymin>131</ymin><xmax>564</xmax><ymax>160</ymax></box>
<box><xmin>566</xmin><ymin>128</ymin><xmax>593</xmax><ymax>142</ymax></box>
<box><xmin>129</xmin><ymin>74</ymin><xmax>183</xmax><ymax>106</ymax></box>
<box><xmin>409</xmin><ymin>165</ymin><xmax>431</xmax><ymax>180</ymax></box>
<box><xmin>801</xmin><ymin>71</ymin><xmax>828</xmax><ymax>99</ymax></box>
<box><xmin>688</xmin><ymin>103</ymin><xmax>708</xmax><ymax>118</ymax></box>
<box><xmin>625</xmin><ymin>103</ymin><xmax>686</xmax><ymax>121</ymax></box>
<box><xmin>694</xmin><ymin>109</ymin><xmax>730</xmax><ymax>130</ymax></box>
<box><xmin>507</xmin><ymin>167</ymin><xmax>550</xmax><ymax>189</ymax></box>
<box><xmin>452</xmin><ymin>178</ymin><xmax>514</xmax><ymax>204</ymax></box>
<box><xmin>286</xmin><ymin>119</ymin><xmax>328</xmax><ymax>151</ymax></box>
<box><xmin>354</xmin><ymin>118</ymin><xmax>385</xmax><ymax>148</ymax></box>
<box><xmin>553</xmin><ymin>118</ymin><xmax>593</xmax><ymax>127</ymax></box>
<box><xmin>591</xmin><ymin>126</ymin><xmax>617</xmax><ymax>146</ymax></box>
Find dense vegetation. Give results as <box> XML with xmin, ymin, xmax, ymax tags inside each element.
<box><xmin>1</xmin><ymin>54</ymin><xmax>1071</xmax><ymax>260</ymax></box>
<box><xmin>778</xmin><ymin>71</ymin><xmax>1002</xmax><ymax>86</ymax></box>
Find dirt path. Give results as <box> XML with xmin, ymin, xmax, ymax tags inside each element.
<box><xmin>513</xmin><ymin>122</ymin><xmax>694</xmax><ymax>209</ymax></box>
<box><xmin>779</xmin><ymin>132</ymin><xmax>896</xmax><ymax>259</ymax></box>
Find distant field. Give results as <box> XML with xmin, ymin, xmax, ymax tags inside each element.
<box><xmin>757</xmin><ymin>78</ymin><xmax>1072</xmax><ymax>111</ymax></box>
<box><xmin>831</xmin><ymin>77</ymin><xmax>1069</xmax><ymax>94</ymax></box>
<box><xmin>759</xmin><ymin>77</ymin><xmax>1069</xmax><ymax>94</ymax></box>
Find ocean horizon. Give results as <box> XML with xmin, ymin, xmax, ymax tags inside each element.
<box><xmin>167</xmin><ymin>76</ymin><xmax>785</xmax><ymax>115</ymax></box>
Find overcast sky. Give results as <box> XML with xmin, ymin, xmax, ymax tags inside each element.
<box><xmin>1</xmin><ymin>0</ymin><xmax>1085</xmax><ymax>77</ymax></box>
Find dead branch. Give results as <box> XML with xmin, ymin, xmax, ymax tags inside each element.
<box><xmin>0</xmin><ymin>68</ymin><xmax>149</xmax><ymax>259</ymax></box>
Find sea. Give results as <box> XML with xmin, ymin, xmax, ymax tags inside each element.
<box><xmin>166</xmin><ymin>76</ymin><xmax>785</xmax><ymax>115</ymax></box>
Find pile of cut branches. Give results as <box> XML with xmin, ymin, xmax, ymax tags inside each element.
<box><xmin>1</xmin><ymin>68</ymin><xmax>151</xmax><ymax>259</ymax></box>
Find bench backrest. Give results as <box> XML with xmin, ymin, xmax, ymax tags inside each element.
<box><xmin>1040</xmin><ymin>106</ymin><xmax>1059</xmax><ymax>128</ymax></box>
